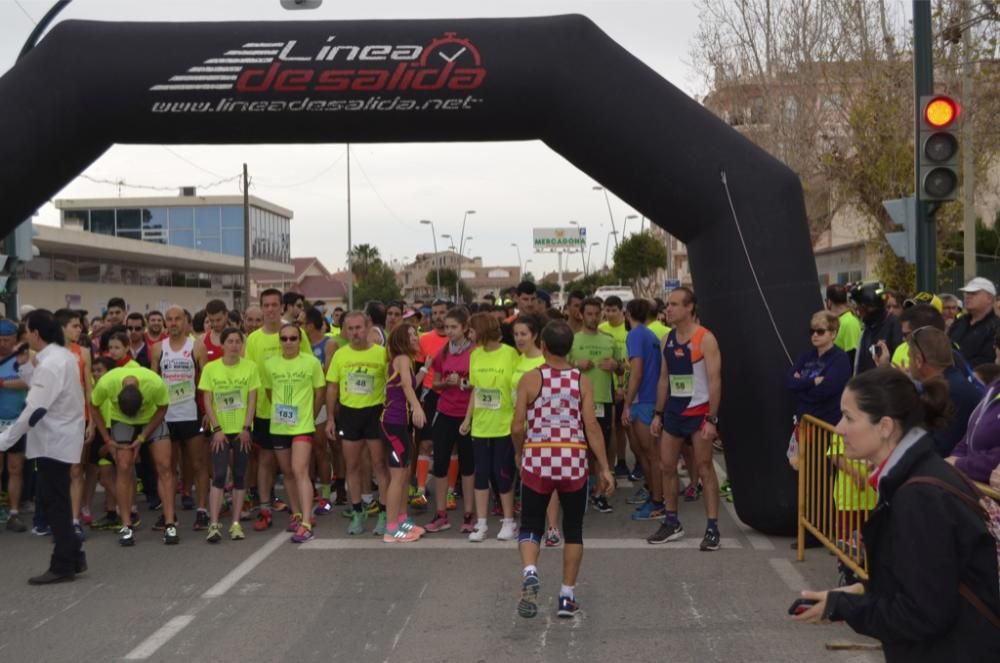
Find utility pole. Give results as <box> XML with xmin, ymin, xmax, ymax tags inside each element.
<box><xmin>961</xmin><ymin>0</ymin><xmax>976</xmax><ymax>281</ymax></box>
<box><xmin>914</xmin><ymin>0</ymin><xmax>936</xmax><ymax>292</ymax></box>
<box><xmin>242</xmin><ymin>163</ymin><xmax>250</xmax><ymax>310</ymax></box>
<box><xmin>346</xmin><ymin>144</ymin><xmax>354</xmax><ymax>310</ymax></box>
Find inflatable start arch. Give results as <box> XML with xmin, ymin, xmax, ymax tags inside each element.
<box><xmin>0</xmin><ymin>15</ymin><xmax>821</xmax><ymax>534</ymax></box>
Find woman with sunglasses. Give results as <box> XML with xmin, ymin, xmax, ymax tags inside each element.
<box><xmin>261</xmin><ymin>323</ymin><xmax>326</xmax><ymax>543</ymax></box>
<box><xmin>786</xmin><ymin>311</ymin><xmax>852</xmax><ymax>428</ymax></box>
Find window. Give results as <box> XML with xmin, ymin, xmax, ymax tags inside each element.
<box><xmin>63</xmin><ymin>209</ymin><xmax>88</xmax><ymax>229</ymax></box>
<box><xmin>90</xmin><ymin>209</ymin><xmax>115</xmax><ymax>236</ymax></box>
<box><xmin>221</xmin><ymin>206</ymin><xmax>243</xmax><ymax>229</ymax></box>
<box><xmin>460</xmin><ymin>269</ymin><xmax>476</xmax><ymax>279</ymax></box>
<box><xmin>143</xmin><ymin>208</ymin><xmax>168</xmax><ymax>243</ymax></box>
<box><xmin>221</xmin><ymin>227</ymin><xmax>243</xmax><ymax>257</ymax></box>
<box><xmin>116</xmin><ymin>209</ymin><xmax>141</xmax><ymax>240</ymax></box>
<box><xmin>196</xmin><ymin>206</ymin><xmax>220</xmax><ymax>237</ymax></box>
<box><xmin>488</xmin><ymin>269</ymin><xmax>510</xmax><ymax>279</ymax></box>
<box><xmin>169</xmin><ymin>207</ymin><xmax>194</xmax><ymax>248</ymax></box>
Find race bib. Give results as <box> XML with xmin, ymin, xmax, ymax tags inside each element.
<box><xmin>347</xmin><ymin>371</ymin><xmax>375</xmax><ymax>396</ymax></box>
<box><xmin>594</xmin><ymin>402</ymin><xmax>606</xmax><ymax>418</ymax></box>
<box><xmin>474</xmin><ymin>388</ymin><xmax>502</xmax><ymax>411</ymax></box>
<box><xmin>670</xmin><ymin>374</ymin><xmax>695</xmax><ymax>398</ymax></box>
<box><xmin>274</xmin><ymin>404</ymin><xmax>299</xmax><ymax>426</ymax></box>
<box><xmin>168</xmin><ymin>380</ymin><xmax>195</xmax><ymax>405</ymax></box>
<box><xmin>215</xmin><ymin>390</ymin><xmax>243</xmax><ymax>413</ymax></box>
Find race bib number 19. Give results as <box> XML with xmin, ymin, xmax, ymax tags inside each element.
<box><xmin>215</xmin><ymin>390</ymin><xmax>243</xmax><ymax>413</ymax></box>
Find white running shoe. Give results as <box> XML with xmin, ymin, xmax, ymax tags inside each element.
<box><xmin>468</xmin><ymin>523</ymin><xmax>488</xmax><ymax>542</ymax></box>
<box><xmin>497</xmin><ymin>518</ymin><xmax>519</xmax><ymax>541</ymax></box>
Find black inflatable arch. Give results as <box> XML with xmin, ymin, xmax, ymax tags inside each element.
<box><xmin>0</xmin><ymin>15</ymin><xmax>820</xmax><ymax>534</ymax></box>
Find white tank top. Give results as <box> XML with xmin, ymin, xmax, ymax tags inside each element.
<box><xmin>160</xmin><ymin>337</ymin><xmax>198</xmax><ymax>422</ymax></box>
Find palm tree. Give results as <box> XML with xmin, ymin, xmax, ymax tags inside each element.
<box><xmin>349</xmin><ymin>244</ymin><xmax>380</xmax><ymax>282</ymax></box>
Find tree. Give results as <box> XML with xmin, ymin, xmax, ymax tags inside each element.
<box><xmin>348</xmin><ymin>243</ymin><xmax>381</xmax><ymax>282</ymax></box>
<box><xmin>426</xmin><ymin>267</ymin><xmax>474</xmax><ymax>302</ymax></box>
<box><xmin>522</xmin><ymin>271</ymin><xmax>536</xmax><ymax>284</ymax></box>
<box><xmin>612</xmin><ymin>231</ymin><xmax>667</xmax><ymax>297</ymax></box>
<box><xmin>354</xmin><ymin>261</ymin><xmax>401</xmax><ymax>305</ymax></box>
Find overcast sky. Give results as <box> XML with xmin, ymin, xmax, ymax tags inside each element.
<box><xmin>1</xmin><ymin>0</ymin><xmax>702</xmax><ymax>278</ymax></box>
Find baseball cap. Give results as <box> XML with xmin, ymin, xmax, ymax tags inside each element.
<box><xmin>0</xmin><ymin>319</ymin><xmax>17</xmax><ymax>336</ymax></box>
<box><xmin>958</xmin><ymin>277</ymin><xmax>997</xmax><ymax>297</ymax></box>
<box><xmin>903</xmin><ymin>291</ymin><xmax>943</xmax><ymax>313</ymax></box>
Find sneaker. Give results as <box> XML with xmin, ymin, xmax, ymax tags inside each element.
<box><xmin>81</xmin><ymin>507</ymin><xmax>93</xmax><ymax>526</ymax></box>
<box><xmin>347</xmin><ymin>511</ymin><xmax>365</xmax><ymax>536</ymax></box>
<box><xmin>152</xmin><ymin>514</ymin><xmax>167</xmax><ymax>532</ymax></box>
<box><xmin>92</xmin><ymin>512</ymin><xmax>120</xmax><ymax>530</ymax></box>
<box><xmin>383</xmin><ymin>527</ymin><xmax>420</xmax><ymax>543</ymax></box>
<box><xmin>591</xmin><ymin>495</ymin><xmax>613</xmax><ymax>513</ymax></box>
<box><xmin>206</xmin><ymin>523</ymin><xmax>222</xmax><ymax>544</ymax></box>
<box><xmin>400</xmin><ymin>519</ymin><xmax>425</xmax><ymax>538</ymax></box>
<box><xmin>613</xmin><ymin>462</ymin><xmax>631</xmax><ymax>478</ymax></box>
<box><xmin>497</xmin><ymin>519</ymin><xmax>518</xmax><ymax>541</ymax></box>
<box><xmin>312</xmin><ymin>498</ymin><xmax>332</xmax><ymax>516</ymax></box>
<box><xmin>683</xmin><ymin>483</ymin><xmax>702</xmax><ymax>502</ymax></box>
<box><xmin>460</xmin><ymin>512</ymin><xmax>476</xmax><ymax>534</ymax></box>
<box><xmin>163</xmin><ymin>523</ymin><xmax>180</xmax><ymax>545</ymax></box>
<box><xmin>194</xmin><ymin>510</ymin><xmax>210</xmax><ymax>531</ymax></box>
<box><xmin>647</xmin><ymin>520</ymin><xmax>684</xmax><ymax>544</ymax></box>
<box><xmin>628</xmin><ymin>465</ymin><xmax>644</xmax><ymax>482</ymax></box>
<box><xmin>699</xmin><ymin>528</ymin><xmax>721</xmax><ymax>551</ymax></box>
<box><xmin>409</xmin><ymin>492</ymin><xmax>429</xmax><ymax>511</ymax></box>
<box><xmin>286</xmin><ymin>513</ymin><xmax>303</xmax><ymax>533</ymax></box>
<box><xmin>446</xmin><ymin>490</ymin><xmax>458</xmax><ymax>511</ymax></box>
<box><xmin>631</xmin><ymin>500</ymin><xmax>661</xmax><ymax>521</ymax></box>
<box><xmin>181</xmin><ymin>495</ymin><xmax>194</xmax><ymax>511</ymax></box>
<box><xmin>130</xmin><ymin>513</ymin><xmax>142</xmax><ymax>529</ymax></box>
<box><xmin>73</xmin><ymin>522</ymin><xmax>86</xmax><ymax>542</ymax></box>
<box><xmin>468</xmin><ymin>522</ymin><xmax>488</xmax><ymax>542</ymax></box>
<box><xmin>719</xmin><ymin>480</ymin><xmax>733</xmax><ymax>503</ymax></box>
<box><xmin>229</xmin><ymin>522</ymin><xmax>245</xmax><ymax>540</ymax></box>
<box><xmin>544</xmin><ymin>528</ymin><xmax>562</xmax><ymax>547</ymax></box>
<box><xmin>6</xmin><ymin>513</ymin><xmax>27</xmax><ymax>532</ymax></box>
<box><xmin>372</xmin><ymin>512</ymin><xmax>387</xmax><ymax>536</ymax></box>
<box><xmin>254</xmin><ymin>510</ymin><xmax>272</xmax><ymax>532</ymax></box>
<box><xmin>291</xmin><ymin>525</ymin><xmax>314</xmax><ymax>543</ymax></box>
<box><xmin>648</xmin><ymin>504</ymin><xmax>667</xmax><ymax>520</ymax></box>
<box><xmin>557</xmin><ymin>595</ymin><xmax>580</xmax><ymax>618</ymax></box>
<box><xmin>272</xmin><ymin>497</ymin><xmax>289</xmax><ymax>513</ymax></box>
<box><xmin>147</xmin><ymin>496</ymin><xmax>162</xmax><ymax>511</ymax></box>
<box><xmin>425</xmin><ymin>513</ymin><xmax>451</xmax><ymax>533</ymax></box>
<box><xmin>518</xmin><ymin>572</ymin><xmax>540</xmax><ymax>618</ymax></box>
<box><xmin>240</xmin><ymin>498</ymin><xmax>253</xmax><ymax>522</ymax></box>
<box><xmin>626</xmin><ymin>487</ymin><xmax>650</xmax><ymax>505</ymax></box>
<box><xmin>31</xmin><ymin>524</ymin><xmax>52</xmax><ymax>536</ymax></box>
<box><xmin>118</xmin><ymin>525</ymin><xmax>135</xmax><ymax>546</ymax></box>
<box><xmin>365</xmin><ymin>501</ymin><xmax>380</xmax><ymax>516</ymax></box>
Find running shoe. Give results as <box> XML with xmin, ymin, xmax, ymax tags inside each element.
<box><xmin>312</xmin><ymin>498</ymin><xmax>332</xmax><ymax>516</ymax></box>
<box><xmin>130</xmin><ymin>513</ymin><xmax>142</xmax><ymax>529</ymax></box>
<box><xmin>272</xmin><ymin>497</ymin><xmax>289</xmax><ymax>513</ymax></box>
<box><xmin>31</xmin><ymin>524</ymin><xmax>52</xmax><ymax>536</ymax></box>
<box><xmin>648</xmin><ymin>503</ymin><xmax>667</xmax><ymax>520</ymax></box>
<box><xmin>468</xmin><ymin>522</ymin><xmax>488</xmax><ymax>542</ymax></box>
<box><xmin>206</xmin><ymin>523</ymin><xmax>222</xmax><ymax>544</ymax></box>
<box><xmin>400</xmin><ymin>519</ymin><xmax>426</xmax><ymax>538</ymax></box>
<box><xmin>699</xmin><ymin>528</ymin><xmax>721</xmax><ymax>552</ymax></box>
<box><xmin>240</xmin><ymin>497</ymin><xmax>253</xmax><ymax>521</ymax></box>
<box><xmin>6</xmin><ymin>513</ymin><xmax>27</xmax><ymax>532</ymax></box>
<box><xmin>460</xmin><ymin>512</ymin><xmax>476</xmax><ymax>534</ymax></box>
<box><xmin>372</xmin><ymin>512</ymin><xmax>387</xmax><ymax>536</ymax></box>
<box><xmin>347</xmin><ymin>511</ymin><xmax>365</xmax><ymax>536</ymax></box>
<box><xmin>409</xmin><ymin>492</ymin><xmax>429</xmax><ymax>511</ymax></box>
<box><xmin>383</xmin><ymin>527</ymin><xmax>420</xmax><ymax>543</ymax></box>
<box><xmin>147</xmin><ymin>496</ymin><xmax>162</xmax><ymax>511</ymax></box>
<box><xmin>163</xmin><ymin>523</ymin><xmax>180</xmax><ymax>545</ymax></box>
<box><xmin>365</xmin><ymin>500</ymin><xmax>381</xmax><ymax>516</ymax></box>
<box><xmin>118</xmin><ymin>525</ymin><xmax>135</xmax><ymax>546</ymax></box>
<box><xmin>229</xmin><ymin>522</ymin><xmax>245</xmax><ymax>540</ymax></box>
<box><xmin>254</xmin><ymin>509</ymin><xmax>273</xmax><ymax>532</ymax></box>
<box><xmin>194</xmin><ymin>510</ymin><xmax>210</xmax><ymax>531</ymax></box>
<box><xmin>446</xmin><ymin>490</ymin><xmax>458</xmax><ymax>511</ymax></box>
<box><xmin>151</xmin><ymin>513</ymin><xmax>166</xmax><ymax>532</ymax></box>
<box><xmin>518</xmin><ymin>572</ymin><xmax>540</xmax><ymax>618</ymax></box>
<box><xmin>613</xmin><ymin>462</ymin><xmax>631</xmax><ymax>478</ymax></box>
<box><xmin>81</xmin><ymin>507</ymin><xmax>93</xmax><ymax>526</ymax></box>
<box><xmin>291</xmin><ymin>525</ymin><xmax>314</xmax><ymax>543</ymax></box>
<box><xmin>631</xmin><ymin>500</ymin><xmax>660</xmax><ymax>521</ymax></box>
<box><xmin>591</xmin><ymin>495</ymin><xmax>614</xmax><ymax>513</ymax></box>
<box><xmin>286</xmin><ymin>513</ymin><xmax>303</xmax><ymax>533</ymax></box>
<box><xmin>424</xmin><ymin>513</ymin><xmax>451</xmax><ymax>533</ymax></box>
<box><xmin>92</xmin><ymin>512</ymin><xmax>120</xmax><ymax>530</ymax></box>
<box><xmin>181</xmin><ymin>495</ymin><xmax>194</xmax><ymax>511</ymax></box>
<box><xmin>719</xmin><ymin>480</ymin><xmax>733</xmax><ymax>503</ymax></box>
<box><xmin>497</xmin><ymin>519</ymin><xmax>519</xmax><ymax>541</ymax></box>
<box><xmin>683</xmin><ymin>483</ymin><xmax>703</xmax><ymax>502</ymax></box>
<box><xmin>628</xmin><ymin>465</ymin><xmax>644</xmax><ymax>482</ymax></box>
<box><xmin>73</xmin><ymin>522</ymin><xmax>86</xmax><ymax>542</ymax></box>
<box><xmin>544</xmin><ymin>528</ymin><xmax>562</xmax><ymax>547</ymax></box>
<box><xmin>557</xmin><ymin>595</ymin><xmax>580</xmax><ymax>619</ymax></box>
<box><xmin>647</xmin><ymin>521</ymin><xmax>684</xmax><ymax>544</ymax></box>
<box><xmin>626</xmin><ymin>487</ymin><xmax>650</xmax><ymax>505</ymax></box>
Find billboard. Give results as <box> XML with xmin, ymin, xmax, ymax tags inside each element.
<box><xmin>533</xmin><ymin>226</ymin><xmax>586</xmax><ymax>253</ymax></box>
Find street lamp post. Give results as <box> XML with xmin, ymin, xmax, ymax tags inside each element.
<box><xmin>604</xmin><ymin>230</ymin><xmax>619</xmax><ymax>269</ymax></box>
<box><xmin>420</xmin><ymin>219</ymin><xmax>439</xmax><ymax>299</ymax></box>
<box><xmin>592</xmin><ymin>186</ymin><xmax>619</xmax><ymax>250</ymax></box>
<box><xmin>623</xmin><ymin>214</ymin><xmax>638</xmax><ymax>237</ymax></box>
<box><xmin>455</xmin><ymin>210</ymin><xmax>476</xmax><ymax>303</ymax></box>
<box><xmin>510</xmin><ymin>242</ymin><xmax>522</xmax><ymax>273</ymax></box>
<box><xmin>569</xmin><ymin>220</ymin><xmax>586</xmax><ymax>276</ymax></box>
<box><xmin>586</xmin><ymin>241</ymin><xmax>599</xmax><ymax>276</ymax></box>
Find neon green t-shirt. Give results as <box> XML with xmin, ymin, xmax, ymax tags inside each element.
<box><xmin>244</xmin><ymin>327</ymin><xmax>310</xmax><ymax>420</ymax></box>
<box><xmin>511</xmin><ymin>353</ymin><xmax>545</xmax><ymax>400</ymax></box>
<box><xmin>469</xmin><ymin>344</ymin><xmax>519</xmax><ymax>438</ymax></box>
<box><xmin>647</xmin><ymin>320</ymin><xmax>672</xmax><ymax>341</ymax></box>
<box><xmin>261</xmin><ymin>353</ymin><xmax>325</xmax><ymax>436</ymax></box>
<box><xmin>891</xmin><ymin>341</ymin><xmax>911</xmax><ymax>369</ymax></box>
<box><xmin>91</xmin><ymin>364</ymin><xmax>169</xmax><ymax>426</ymax></box>
<box><xmin>826</xmin><ymin>435</ymin><xmax>877</xmax><ymax>511</ymax></box>
<box><xmin>198</xmin><ymin>358</ymin><xmax>261</xmax><ymax>435</ymax></box>
<box><xmin>569</xmin><ymin>330</ymin><xmax>619</xmax><ymax>406</ymax></box>
<box><xmin>599</xmin><ymin>320</ymin><xmax>628</xmax><ymax>390</ymax></box>
<box><xmin>835</xmin><ymin>311</ymin><xmax>862</xmax><ymax>354</ymax></box>
<box><xmin>326</xmin><ymin>343</ymin><xmax>387</xmax><ymax>409</ymax></box>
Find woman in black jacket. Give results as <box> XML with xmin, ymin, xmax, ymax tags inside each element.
<box><xmin>794</xmin><ymin>367</ymin><xmax>1000</xmax><ymax>662</ymax></box>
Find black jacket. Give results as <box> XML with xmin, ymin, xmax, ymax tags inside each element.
<box><xmin>826</xmin><ymin>433</ymin><xmax>1000</xmax><ymax>662</ymax></box>
<box><xmin>949</xmin><ymin>310</ymin><xmax>1000</xmax><ymax>369</ymax></box>
<box><xmin>855</xmin><ymin>310</ymin><xmax>903</xmax><ymax>375</ymax></box>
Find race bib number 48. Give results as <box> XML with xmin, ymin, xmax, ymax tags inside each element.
<box><xmin>347</xmin><ymin>372</ymin><xmax>375</xmax><ymax>396</ymax></box>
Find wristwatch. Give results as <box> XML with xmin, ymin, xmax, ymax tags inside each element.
<box><xmin>705</xmin><ymin>415</ymin><xmax>719</xmax><ymax>426</ymax></box>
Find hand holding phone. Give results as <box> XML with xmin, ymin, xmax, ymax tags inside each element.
<box><xmin>787</xmin><ymin>598</ymin><xmax>818</xmax><ymax>616</ymax></box>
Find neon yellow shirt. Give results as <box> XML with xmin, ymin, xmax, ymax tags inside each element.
<box><xmin>327</xmin><ymin>343</ymin><xmax>388</xmax><ymax>409</ymax></box>
<box><xmin>827</xmin><ymin>435</ymin><xmax>877</xmax><ymax>511</ymax></box>
<box><xmin>569</xmin><ymin>330</ymin><xmax>619</xmax><ymax>405</ymax></box>
<box><xmin>647</xmin><ymin>320</ymin><xmax>672</xmax><ymax>341</ymax></box>
<box><xmin>91</xmin><ymin>364</ymin><xmax>169</xmax><ymax>426</ymax></box>
<box><xmin>511</xmin><ymin>353</ymin><xmax>545</xmax><ymax>400</ymax></box>
<box><xmin>599</xmin><ymin>320</ymin><xmax>628</xmax><ymax>390</ymax></box>
<box><xmin>835</xmin><ymin>311</ymin><xmax>862</xmax><ymax>354</ymax></box>
<box><xmin>469</xmin><ymin>344</ymin><xmax>519</xmax><ymax>438</ymax></box>
<box><xmin>261</xmin><ymin>353</ymin><xmax>325</xmax><ymax>436</ymax></box>
<box><xmin>244</xmin><ymin>327</ymin><xmax>310</xmax><ymax>420</ymax></box>
<box><xmin>198</xmin><ymin>358</ymin><xmax>261</xmax><ymax>435</ymax></box>
<box><xmin>891</xmin><ymin>342</ymin><xmax>911</xmax><ymax>369</ymax></box>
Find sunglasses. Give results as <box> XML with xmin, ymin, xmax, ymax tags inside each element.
<box><xmin>127</xmin><ymin>326</ymin><xmax>145</xmax><ymax>331</ymax></box>
<box><xmin>809</xmin><ymin>328</ymin><xmax>829</xmax><ymax>336</ymax></box>
<box><xmin>279</xmin><ymin>336</ymin><xmax>300</xmax><ymax>342</ymax></box>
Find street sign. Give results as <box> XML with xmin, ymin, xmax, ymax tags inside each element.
<box><xmin>883</xmin><ymin>197</ymin><xmax>916</xmax><ymax>263</ymax></box>
<box><xmin>533</xmin><ymin>227</ymin><xmax>586</xmax><ymax>253</ymax></box>
<box><xmin>664</xmin><ymin>278</ymin><xmax>681</xmax><ymax>292</ymax></box>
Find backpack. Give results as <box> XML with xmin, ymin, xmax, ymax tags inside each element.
<box><xmin>903</xmin><ymin>471</ymin><xmax>1000</xmax><ymax>629</ymax></box>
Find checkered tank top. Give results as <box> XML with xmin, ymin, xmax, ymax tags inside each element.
<box><xmin>523</xmin><ymin>365</ymin><xmax>587</xmax><ymax>481</ymax></box>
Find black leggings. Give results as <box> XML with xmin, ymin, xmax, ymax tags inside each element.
<box><xmin>472</xmin><ymin>435</ymin><xmax>515</xmax><ymax>493</ymax></box>
<box><xmin>519</xmin><ymin>482</ymin><xmax>587</xmax><ymax>545</ymax></box>
<box><xmin>431</xmin><ymin>413</ymin><xmax>475</xmax><ymax>478</ymax></box>
<box><xmin>212</xmin><ymin>435</ymin><xmax>250</xmax><ymax>490</ymax></box>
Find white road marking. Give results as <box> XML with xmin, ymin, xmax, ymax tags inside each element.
<box><xmin>768</xmin><ymin>557</ymin><xmax>809</xmax><ymax>592</ymax></box>
<box><xmin>300</xmin><ymin>537</ymin><xmax>743</xmax><ymax>550</ymax></box>
<box><xmin>202</xmin><ymin>532</ymin><xmax>286</xmax><ymax>599</ymax></box>
<box><xmin>123</xmin><ymin>615</ymin><xmax>195</xmax><ymax>660</ymax></box>
<box><xmin>382</xmin><ymin>582</ymin><xmax>428</xmax><ymax>663</ymax></box>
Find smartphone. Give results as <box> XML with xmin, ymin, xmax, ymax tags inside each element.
<box><xmin>787</xmin><ymin>598</ymin><xmax>818</xmax><ymax>616</ymax></box>
<box><xmin>869</xmin><ymin>344</ymin><xmax>882</xmax><ymax>359</ymax></box>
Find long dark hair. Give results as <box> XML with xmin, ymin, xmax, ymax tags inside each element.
<box><xmin>847</xmin><ymin>367</ymin><xmax>951</xmax><ymax>432</ymax></box>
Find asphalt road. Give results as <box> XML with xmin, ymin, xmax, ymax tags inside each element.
<box><xmin>0</xmin><ymin>464</ymin><xmax>882</xmax><ymax>663</ymax></box>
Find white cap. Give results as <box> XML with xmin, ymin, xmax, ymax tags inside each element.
<box><xmin>959</xmin><ymin>277</ymin><xmax>997</xmax><ymax>296</ymax></box>
<box><xmin>18</xmin><ymin>304</ymin><xmax>36</xmax><ymax>318</ymax></box>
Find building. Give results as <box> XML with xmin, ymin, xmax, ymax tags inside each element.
<box><xmin>14</xmin><ymin>192</ymin><xmax>293</xmax><ymax>315</ymax></box>
<box><xmin>253</xmin><ymin>256</ymin><xmax>348</xmax><ymax>306</ymax></box>
<box><xmin>398</xmin><ymin>250</ymin><xmax>521</xmax><ymax>302</ymax></box>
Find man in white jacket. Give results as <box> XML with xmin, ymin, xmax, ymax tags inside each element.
<box><xmin>0</xmin><ymin>309</ymin><xmax>85</xmax><ymax>584</ymax></box>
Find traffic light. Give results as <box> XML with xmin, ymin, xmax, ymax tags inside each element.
<box><xmin>0</xmin><ymin>244</ymin><xmax>18</xmax><ymax>299</ymax></box>
<box><xmin>918</xmin><ymin>95</ymin><xmax>960</xmax><ymax>201</ymax></box>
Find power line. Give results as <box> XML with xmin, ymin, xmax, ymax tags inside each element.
<box><xmin>349</xmin><ymin>150</ymin><xmax>410</xmax><ymax>230</ymax></box>
<box><xmin>252</xmin><ymin>150</ymin><xmax>347</xmax><ymax>190</ymax></box>
<box><xmin>79</xmin><ymin>172</ymin><xmax>241</xmax><ymax>194</ymax></box>
<box><xmin>13</xmin><ymin>0</ymin><xmax>36</xmax><ymax>25</ymax></box>
<box><xmin>160</xmin><ymin>147</ymin><xmax>228</xmax><ymax>178</ymax></box>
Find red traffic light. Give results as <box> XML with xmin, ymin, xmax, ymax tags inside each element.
<box><xmin>924</xmin><ymin>96</ymin><xmax>959</xmax><ymax>128</ymax></box>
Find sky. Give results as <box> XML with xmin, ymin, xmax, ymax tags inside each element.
<box><xmin>0</xmin><ymin>0</ymin><xmax>703</xmax><ymax>278</ymax></box>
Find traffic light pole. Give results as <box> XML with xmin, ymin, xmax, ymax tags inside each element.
<box><xmin>914</xmin><ymin>0</ymin><xmax>936</xmax><ymax>292</ymax></box>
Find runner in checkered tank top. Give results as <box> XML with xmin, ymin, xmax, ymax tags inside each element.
<box><xmin>511</xmin><ymin>320</ymin><xmax>616</xmax><ymax>620</ymax></box>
